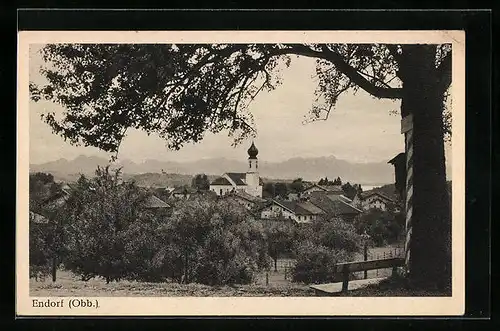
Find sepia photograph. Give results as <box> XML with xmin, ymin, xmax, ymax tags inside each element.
<box><xmin>17</xmin><ymin>30</ymin><xmax>465</xmax><ymax>316</ymax></box>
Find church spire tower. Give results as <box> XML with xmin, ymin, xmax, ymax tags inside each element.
<box><xmin>247</xmin><ymin>141</ymin><xmax>259</xmax><ymax>171</ymax></box>
<box><xmin>245</xmin><ymin>141</ymin><xmax>262</xmax><ymax>197</ymax></box>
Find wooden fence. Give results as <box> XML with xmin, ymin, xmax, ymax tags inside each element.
<box><xmin>272</xmin><ymin>245</ymin><xmax>405</xmax><ymax>282</ymax></box>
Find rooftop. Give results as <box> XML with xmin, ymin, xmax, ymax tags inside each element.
<box><xmin>210</xmin><ymin>177</ymin><xmax>232</xmax><ymax>185</ymax></box>
<box><xmin>271</xmin><ymin>199</ymin><xmax>326</xmax><ymax>216</ymax></box>
<box><xmin>225</xmin><ymin>173</ymin><xmax>247</xmax><ymax>186</ymax></box>
<box><xmin>360</xmin><ymin>191</ymin><xmax>395</xmax><ymax>202</ymax></box>
<box><xmin>229</xmin><ymin>191</ymin><xmax>267</xmax><ymax>204</ymax></box>
<box><xmin>143</xmin><ymin>195</ymin><xmax>171</xmax><ymax>209</ymax></box>
<box><xmin>308</xmin><ymin>192</ymin><xmax>363</xmax><ymax>216</ymax></box>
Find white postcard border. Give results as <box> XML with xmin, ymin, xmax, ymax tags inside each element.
<box><xmin>17</xmin><ymin>30</ymin><xmax>466</xmax><ymax>316</ymax></box>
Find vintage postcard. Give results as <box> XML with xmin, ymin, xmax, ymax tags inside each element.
<box><xmin>17</xmin><ymin>30</ymin><xmax>465</xmax><ymax>316</ymax></box>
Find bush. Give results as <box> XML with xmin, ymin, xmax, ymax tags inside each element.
<box><xmin>29</xmin><ymin>172</ymin><xmax>66</xmax><ymax>280</ymax></box>
<box><xmin>154</xmin><ymin>199</ymin><xmax>269</xmax><ymax>286</ymax></box>
<box><xmin>262</xmin><ymin>219</ymin><xmax>295</xmax><ymax>271</ymax></box>
<box><xmin>313</xmin><ymin>218</ymin><xmax>362</xmax><ymax>253</ymax></box>
<box><xmin>292</xmin><ymin>241</ymin><xmax>352</xmax><ymax>284</ymax></box>
<box><xmin>354</xmin><ymin>209</ymin><xmax>405</xmax><ymax>246</ymax></box>
<box><xmin>291</xmin><ymin>218</ymin><xmax>361</xmax><ymax>284</ymax></box>
<box><xmin>29</xmin><ymin>221</ymin><xmax>52</xmax><ymax>280</ymax></box>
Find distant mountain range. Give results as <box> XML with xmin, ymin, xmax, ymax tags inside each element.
<box><xmin>30</xmin><ymin>154</ymin><xmax>396</xmax><ymax>186</ymax></box>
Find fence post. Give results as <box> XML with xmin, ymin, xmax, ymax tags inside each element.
<box><xmin>266</xmin><ymin>272</ymin><xmax>269</xmax><ymax>286</ymax></box>
<box><xmin>341</xmin><ymin>265</ymin><xmax>350</xmax><ymax>294</ymax></box>
<box><xmin>363</xmin><ymin>243</ymin><xmax>368</xmax><ymax>279</ymax></box>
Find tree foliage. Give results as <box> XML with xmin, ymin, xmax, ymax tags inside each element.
<box><xmin>290</xmin><ymin>178</ymin><xmax>305</xmax><ymax>193</ymax></box>
<box><xmin>29</xmin><ymin>172</ymin><xmax>61</xmax><ymax>212</ymax></box>
<box><xmin>156</xmin><ymin>199</ymin><xmax>268</xmax><ymax>285</ymax></box>
<box><xmin>291</xmin><ymin>218</ymin><xmax>361</xmax><ymax>284</ymax></box>
<box><xmin>341</xmin><ymin>182</ymin><xmax>363</xmax><ymax>200</ymax></box>
<box><xmin>62</xmin><ymin>166</ymin><xmax>154</xmax><ymax>283</ymax></box>
<box><xmin>273</xmin><ymin>182</ymin><xmax>289</xmax><ymax>199</ymax></box>
<box><xmin>29</xmin><ymin>216</ymin><xmax>52</xmax><ymax>280</ymax></box>
<box><xmin>191</xmin><ymin>173</ymin><xmax>210</xmax><ymax>191</ymax></box>
<box><xmin>318</xmin><ymin>176</ymin><xmax>342</xmax><ymax>186</ymax></box>
<box><xmin>262</xmin><ymin>219</ymin><xmax>295</xmax><ymax>271</ymax></box>
<box><xmin>354</xmin><ymin>208</ymin><xmax>405</xmax><ymax>246</ymax></box>
<box><xmin>30</xmin><ymin>43</ymin><xmax>451</xmax><ymax>155</ymax></box>
<box><xmin>29</xmin><ymin>172</ymin><xmax>66</xmax><ymax>280</ymax></box>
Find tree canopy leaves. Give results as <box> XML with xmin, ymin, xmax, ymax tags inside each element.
<box><xmin>30</xmin><ymin>43</ymin><xmax>452</xmax><ymax>154</ymax></box>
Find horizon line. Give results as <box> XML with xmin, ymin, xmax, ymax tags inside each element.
<box><xmin>30</xmin><ymin>153</ymin><xmax>400</xmax><ymax>166</ymax></box>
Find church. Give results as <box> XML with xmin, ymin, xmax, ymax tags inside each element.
<box><xmin>209</xmin><ymin>142</ymin><xmax>264</xmax><ymax>197</ymax></box>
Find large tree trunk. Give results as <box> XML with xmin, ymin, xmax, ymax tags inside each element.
<box><xmin>400</xmin><ymin>45</ymin><xmax>452</xmax><ymax>292</ymax></box>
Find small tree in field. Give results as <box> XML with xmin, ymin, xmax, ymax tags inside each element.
<box><xmin>29</xmin><ymin>172</ymin><xmax>65</xmax><ymax>281</ymax></box>
<box><xmin>156</xmin><ymin>199</ymin><xmax>268</xmax><ymax>285</ymax></box>
<box><xmin>29</xmin><ymin>217</ymin><xmax>51</xmax><ymax>280</ymax></box>
<box><xmin>263</xmin><ymin>219</ymin><xmax>295</xmax><ymax>272</ymax></box>
<box><xmin>63</xmin><ymin>166</ymin><xmax>154</xmax><ymax>283</ymax></box>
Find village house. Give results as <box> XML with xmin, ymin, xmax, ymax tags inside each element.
<box><xmin>307</xmin><ymin>191</ymin><xmax>363</xmax><ymax>222</ymax></box>
<box><xmin>352</xmin><ymin>191</ymin><xmax>396</xmax><ymax>211</ymax></box>
<box><xmin>143</xmin><ymin>194</ymin><xmax>172</xmax><ymax>219</ymax></box>
<box><xmin>42</xmin><ymin>187</ymin><xmax>71</xmax><ymax>209</ymax></box>
<box><xmin>209</xmin><ymin>142</ymin><xmax>264</xmax><ymax>197</ymax></box>
<box><xmin>224</xmin><ymin>190</ymin><xmax>268</xmax><ymax>211</ymax></box>
<box><xmin>258</xmin><ymin>199</ymin><xmax>326</xmax><ymax>224</ymax></box>
<box><xmin>170</xmin><ymin>186</ymin><xmax>199</xmax><ymax>200</ymax></box>
<box><xmin>301</xmin><ymin>184</ymin><xmax>343</xmax><ymax>196</ymax></box>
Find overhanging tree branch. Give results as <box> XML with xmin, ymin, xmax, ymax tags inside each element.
<box><xmin>276</xmin><ymin>44</ymin><xmax>403</xmax><ymax>99</ymax></box>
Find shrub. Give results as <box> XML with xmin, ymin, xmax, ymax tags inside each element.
<box><xmin>29</xmin><ymin>172</ymin><xmax>66</xmax><ymax>280</ymax></box>
<box><xmin>354</xmin><ymin>209</ymin><xmax>405</xmax><ymax>246</ymax></box>
<box><xmin>292</xmin><ymin>241</ymin><xmax>352</xmax><ymax>284</ymax></box>
<box><xmin>29</xmin><ymin>221</ymin><xmax>52</xmax><ymax>280</ymax></box>
<box><xmin>291</xmin><ymin>218</ymin><xmax>361</xmax><ymax>284</ymax></box>
<box><xmin>154</xmin><ymin>199</ymin><xmax>269</xmax><ymax>286</ymax></box>
<box><xmin>262</xmin><ymin>219</ymin><xmax>295</xmax><ymax>271</ymax></box>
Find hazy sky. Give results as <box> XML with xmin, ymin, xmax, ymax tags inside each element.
<box><xmin>29</xmin><ymin>44</ymin><xmax>451</xmax><ymax>165</ymax></box>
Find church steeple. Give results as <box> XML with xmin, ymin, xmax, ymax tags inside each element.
<box><xmin>247</xmin><ymin>141</ymin><xmax>259</xmax><ymax>159</ymax></box>
<box><xmin>245</xmin><ymin>141</ymin><xmax>262</xmax><ymax>197</ymax></box>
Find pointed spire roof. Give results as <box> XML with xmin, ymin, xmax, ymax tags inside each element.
<box><xmin>247</xmin><ymin>141</ymin><xmax>258</xmax><ymax>159</ymax></box>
